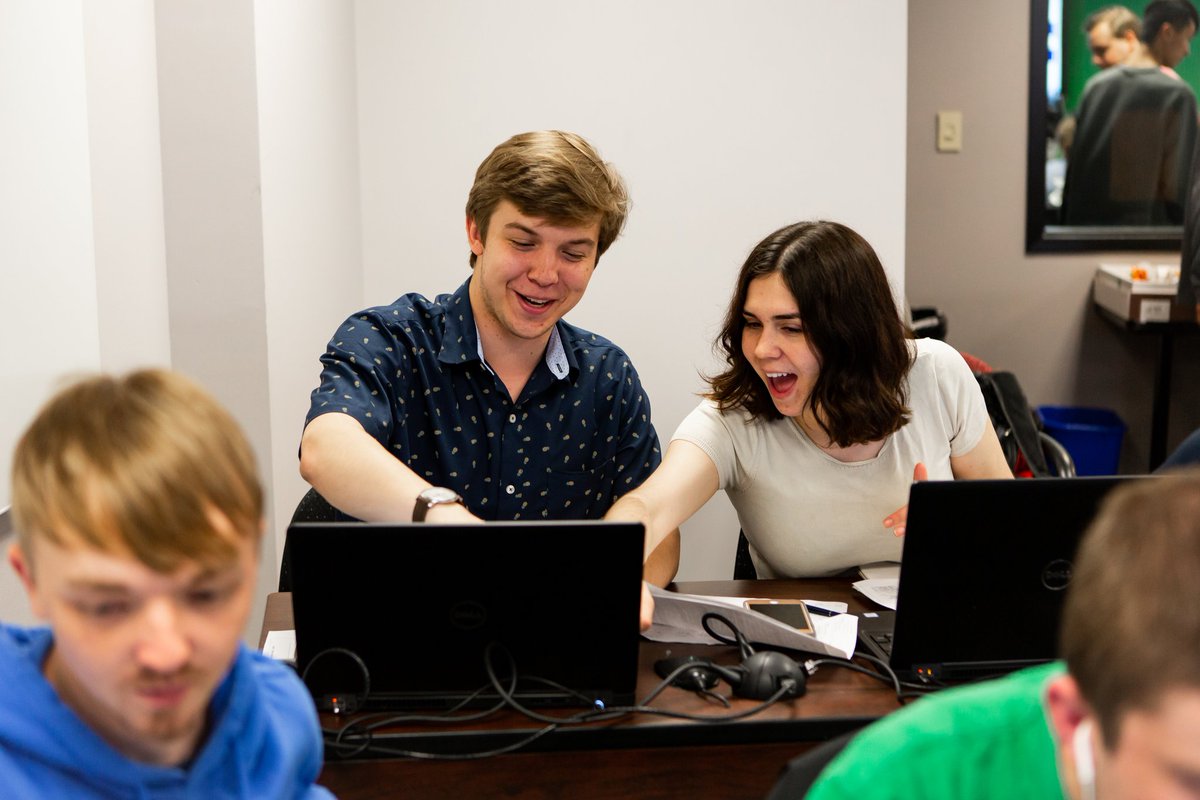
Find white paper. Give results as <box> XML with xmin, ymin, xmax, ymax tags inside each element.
<box><xmin>853</xmin><ymin>578</ymin><xmax>899</xmax><ymax>610</ymax></box>
<box><xmin>644</xmin><ymin>586</ymin><xmax>856</xmax><ymax>659</ymax></box>
<box><xmin>263</xmin><ymin>629</ymin><xmax>297</xmax><ymax>662</ymax></box>
<box><xmin>857</xmin><ymin>561</ymin><xmax>901</xmax><ymax>581</ymax></box>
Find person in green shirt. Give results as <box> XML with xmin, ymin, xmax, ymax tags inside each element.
<box><xmin>800</xmin><ymin>470</ymin><xmax>1200</xmax><ymax>800</ymax></box>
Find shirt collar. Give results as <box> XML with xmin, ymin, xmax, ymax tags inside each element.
<box><xmin>436</xmin><ymin>279</ymin><xmax>481</xmax><ymax>366</ymax></box>
<box><xmin>473</xmin><ymin>320</ymin><xmax>570</xmax><ymax>380</ymax></box>
<box><xmin>440</xmin><ymin>277</ymin><xmax>572</xmax><ymax>380</ymax></box>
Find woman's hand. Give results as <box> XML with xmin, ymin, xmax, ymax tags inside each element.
<box><xmin>640</xmin><ymin>581</ymin><xmax>655</xmax><ymax>631</ymax></box>
<box><xmin>882</xmin><ymin>462</ymin><xmax>928</xmax><ymax>537</ymax></box>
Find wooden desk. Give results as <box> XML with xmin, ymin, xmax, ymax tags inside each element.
<box><xmin>264</xmin><ymin>579</ymin><xmax>900</xmax><ymax>800</ymax></box>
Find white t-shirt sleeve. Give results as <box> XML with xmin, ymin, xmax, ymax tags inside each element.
<box><xmin>920</xmin><ymin>338</ymin><xmax>988</xmax><ymax>457</ymax></box>
<box><xmin>670</xmin><ymin>400</ymin><xmax>748</xmax><ymax>490</ymax></box>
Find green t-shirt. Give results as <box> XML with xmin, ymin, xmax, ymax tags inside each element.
<box><xmin>805</xmin><ymin>663</ymin><xmax>1067</xmax><ymax>800</ymax></box>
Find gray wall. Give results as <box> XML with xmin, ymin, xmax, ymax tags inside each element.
<box><xmin>906</xmin><ymin>0</ymin><xmax>1200</xmax><ymax>473</ymax></box>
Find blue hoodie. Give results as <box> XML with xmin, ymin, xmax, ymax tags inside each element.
<box><xmin>0</xmin><ymin>625</ymin><xmax>334</xmax><ymax>799</ymax></box>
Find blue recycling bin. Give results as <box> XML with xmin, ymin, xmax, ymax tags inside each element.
<box><xmin>1037</xmin><ymin>406</ymin><xmax>1126</xmax><ymax>476</ymax></box>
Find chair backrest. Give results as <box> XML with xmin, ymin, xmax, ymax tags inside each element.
<box><xmin>909</xmin><ymin>306</ymin><xmax>948</xmax><ymax>340</ymax></box>
<box><xmin>278</xmin><ymin>487</ymin><xmax>339</xmax><ymax>591</ymax></box>
<box><xmin>976</xmin><ymin>371</ymin><xmax>1054</xmax><ymax>476</ymax></box>
<box><xmin>733</xmin><ymin>529</ymin><xmax>758</xmax><ymax>580</ymax></box>
<box><xmin>762</xmin><ymin>729</ymin><xmax>858</xmax><ymax>799</ymax></box>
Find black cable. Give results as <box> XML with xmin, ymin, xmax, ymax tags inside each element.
<box><xmin>326</xmin><ymin>721</ymin><xmax>562</xmax><ymax>761</ymax></box>
<box><xmin>583</xmin><ymin>681</ymin><xmax>797</xmax><ymax>723</ymax></box>
<box><xmin>697</xmin><ymin>688</ymin><xmax>732</xmax><ymax>707</ymax></box>
<box><xmin>324</xmin><ymin>643</ymin><xmax>612</xmax><ymax>759</ymax></box>
<box><xmin>326</xmin><ymin>646</ymin><xmax>801</xmax><ymax>760</ymax></box>
<box><xmin>301</xmin><ymin>647</ymin><xmax>371</xmax><ymax>714</ymax></box>
<box><xmin>806</xmin><ymin>654</ymin><xmax>940</xmax><ymax>705</ymax></box>
<box><xmin>312</xmin><ymin>644</ymin><xmax>529</xmax><ymax>759</ymax></box>
<box><xmin>474</xmin><ymin>645</ymin><xmax>783</xmax><ymax>726</ymax></box>
<box><xmin>322</xmin><ymin>627</ymin><xmax>814</xmax><ymax>761</ymax></box>
<box><xmin>700</xmin><ymin>611</ymin><xmax>755</xmax><ymax>659</ymax></box>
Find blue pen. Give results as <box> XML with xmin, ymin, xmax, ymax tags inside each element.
<box><xmin>804</xmin><ymin>603</ymin><xmax>840</xmax><ymax>617</ymax></box>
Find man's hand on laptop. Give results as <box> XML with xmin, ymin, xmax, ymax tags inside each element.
<box><xmin>640</xmin><ymin>581</ymin><xmax>654</xmax><ymax>631</ymax></box>
<box><xmin>882</xmin><ymin>462</ymin><xmax>928</xmax><ymax>537</ymax></box>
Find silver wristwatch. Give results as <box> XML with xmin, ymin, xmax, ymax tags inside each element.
<box><xmin>412</xmin><ymin>487</ymin><xmax>464</xmax><ymax>522</ymax></box>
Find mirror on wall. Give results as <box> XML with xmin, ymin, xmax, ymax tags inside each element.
<box><xmin>1027</xmin><ymin>0</ymin><xmax>1200</xmax><ymax>252</ymax></box>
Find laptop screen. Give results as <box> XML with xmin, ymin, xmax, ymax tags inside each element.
<box><xmin>885</xmin><ymin>476</ymin><xmax>1138</xmax><ymax>681</ymax></box>
<box><xmin>288</xmin><ymin>520</ymin><xmax>645</xmax><ymax>710</ymax></box>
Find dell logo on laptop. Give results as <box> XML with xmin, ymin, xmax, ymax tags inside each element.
<box><xmin>449</xmin><ymin>600</ymin><xmax>488</xmax><ymax>630</ymax></box>
<box><xmin>1041</xmin><ymin>559</ymin><xmax>1073</xmax><ymax>591</ymax></box>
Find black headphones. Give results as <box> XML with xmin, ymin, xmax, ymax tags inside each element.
<box><xmin>716</xmin><ymin>650</ymin><xmax>807</xmax><ymax>700</ymax></box>
<box><xmin>654</xmin><ymin>613</ymin><xmax>807</xmax><ymax>701</ymax></box>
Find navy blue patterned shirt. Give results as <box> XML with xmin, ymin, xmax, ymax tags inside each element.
<box><xmin>305</xmin><ymin>278</ymin><xmax>662</xmax><ymax>519</ymax></box>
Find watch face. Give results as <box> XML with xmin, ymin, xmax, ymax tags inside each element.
<box><xmin>414</xmin><ymin>487</ymin><xmax>463</xmax><ymax>522</ymax></box>
<box><xmin>423</xmin><ymin>487</ymin><xmax>460</xmax><ymax>504</ymax></box>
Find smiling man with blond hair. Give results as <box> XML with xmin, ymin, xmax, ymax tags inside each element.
<box><xmin>299</xmin><ymin>130</ymin><xmax>678</xmax><ymax>585</ymax></box>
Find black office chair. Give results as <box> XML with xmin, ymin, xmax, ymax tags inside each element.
<box><xmin>762</xmin><ymin>729</ymin><xmax>858</xmax><ymax>799</ymax></box>
<box><xmin>733</xmin><ymin>529</ymin><xmax>757</xmax><ymax>580</ymax></box>
<box><xmin>977</xmin><ymin>371</ymin><xmax>1076</xmax><ymax>478</ymax></box>
<box><xmin>909</xmin><ymin>305</ymin><xmax>948</xmax><ymax>340</ymax></box>
<box><xmin>278</xmin><ymin>487</ymin><xmax>339</xmax><ymax>591</ymax></box>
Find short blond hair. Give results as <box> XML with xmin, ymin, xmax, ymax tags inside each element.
<box><xmin>11</xmin><ymin>369</ymin><xmax>262</xmax><ymax>572</ymax></box>
<box><xmin>1085</xmin><ymin>5</ymin><xmax>1141</xmax><ymax>38</ymax></box>
<box><xmin>464</xmin><ymin>130</ymin><xmax>629</xmax><ymax>267</ymax></box>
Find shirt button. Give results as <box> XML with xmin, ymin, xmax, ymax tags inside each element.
<box><xmin>505</xmin><ymin>484</ymin><xmax>516</xmax><ymax>495</ymax></box>
<box><xmin>508</xmin><ymin>414</ymin><xmax>517</xmax><ymax>423</ymax></box>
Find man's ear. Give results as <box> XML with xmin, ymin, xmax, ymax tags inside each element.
<box><xmin>466</xmin><ymin>215</ymin><xmax>485</xmax><ymax>257</ymax></box>
<box><xmin>1047</xmin><ymin>673</ymin><xmax>1096</xmax><ymax>783</ymax></box>
<box><xmin>1046</xmin><ymin>673</ymin><xmax>1090</xmax><ymax>744</ymax></box>
<box><xmin>9</xmin><ymin>542</ymin><xmax>33</xmax><ymax>591</ymax></box>
<box><xmin>8</xmin><ymin>542</ymin><xmax>46</xmax><ymax>618</ymax></box>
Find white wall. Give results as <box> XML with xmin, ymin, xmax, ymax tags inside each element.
<box><xmin>154</xmin><ymin>0</ymin><xmax>284</xmax><ymax>639</ymax></box>
<box><xmin>0</xmin><ymin>1</ymin><xmax>100</xmax><ymax>624</ymax></box>
<box><xmin>354</xmin><ymin>0</ymin><xmax>909</xmax><ymax>580</ymax></box>
<box><xmin>84</xmin><ymin>0</ymin><xmax>172</xmax><ymax>373</ymax></box>
<box><xmin>0</xmin><ymin>0</ymin><xmax>171</xmax><ymax>624</ymax></box>
<box><xmin>0</xmin><ymin>2</ymin><xmax>101</xmax><ymax>516</ymax></box>
<box><xmin>255</xmin><ymin>0</ymin><xmax>364</xmax><ymax>558</ymax></box>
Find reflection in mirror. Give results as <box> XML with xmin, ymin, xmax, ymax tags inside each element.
<box><xmin>1027</xmin><ymin>0</ymin><xmax>1200</xmax><ymax>251</ymax></box>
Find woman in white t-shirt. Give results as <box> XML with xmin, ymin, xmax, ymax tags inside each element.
<box><xmin>608</xmin><ymin>220</ymin><xmax>1012</xmax><ymax>579</ymax></box>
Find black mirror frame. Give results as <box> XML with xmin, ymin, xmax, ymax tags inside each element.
<box><xmin>1026</xmin><ymin>0</ymin><xmax>1183</xmax><ymax>253</ymax></box>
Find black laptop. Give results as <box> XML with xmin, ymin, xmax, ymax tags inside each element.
<box><xmin>857</xmin><ymin>476</ymin><xmax>1140</xmax><ymax>682</ymax></box>
<box><xmin>287</xmin><ymin>520</ymin><xmax>645</xmax><ymax>710</ymax></box>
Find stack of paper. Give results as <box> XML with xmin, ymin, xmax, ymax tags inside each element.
<box><xmin>644</xmin><ymin>585</ymin><xmax>857</xmax><ymax>659</ymax></box>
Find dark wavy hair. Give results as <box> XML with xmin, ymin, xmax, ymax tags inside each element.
<box><xmin>706</xmin><ymin>220</ymin><xmax>913</xmax><ymax>446</ymax></box>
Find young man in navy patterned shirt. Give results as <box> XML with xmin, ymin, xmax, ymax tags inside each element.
<box><xmin>301</xmin><ymin>131</ymin><xmax>678</xmax><ymax>589</ymax></box>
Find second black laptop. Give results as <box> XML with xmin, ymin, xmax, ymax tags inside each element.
<box><xmin>858</xmin><ymin>476</ymin><xmax>1139</xmax><ymax>682</ymax></box>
